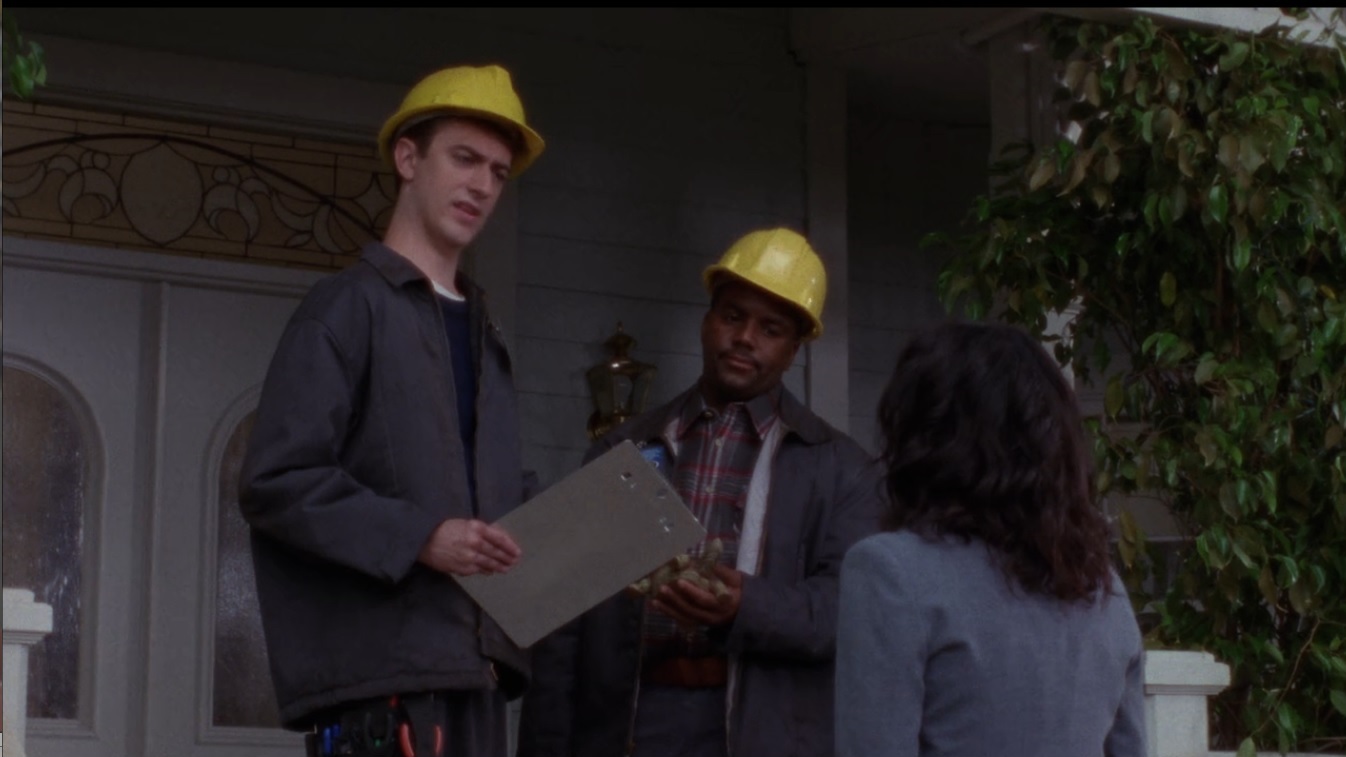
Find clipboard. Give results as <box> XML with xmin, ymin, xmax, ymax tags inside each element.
<box><xmin>454</xmin><ymin>440</ymin><xmax>705</xmax><ymax>648</ymax></box>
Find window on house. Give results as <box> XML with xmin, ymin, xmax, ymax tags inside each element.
<box><xmin>1</xmin><ymin>364</ymin><xmax>92</xmax><ymax>721</ymax></box>
<box><xmin>211</xmin><ymin>411</ymin><xmax>280</xmax><ymax>728</ymax></box>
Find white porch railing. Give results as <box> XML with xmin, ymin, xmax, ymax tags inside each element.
<box><xmin>1145</xmin><ymin>649</ymin><xmax>1230</xmax><ymax>757</ymax></box>
<box><xmin>1</xmin><ymin>599</ymin><xmax>1330</xmax><ymax>757</ymax></box>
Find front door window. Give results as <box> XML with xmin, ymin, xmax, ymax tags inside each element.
<box><xmin>2</xmin><ymin>364</ymin><xmax>94</xmax><ymax>721</ymax></box>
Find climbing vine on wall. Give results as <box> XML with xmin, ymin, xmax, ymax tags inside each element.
<box><xmin>929</xmin><ymin>11</ymin><xmax>1346</xmax><ymax>755</ymax></box>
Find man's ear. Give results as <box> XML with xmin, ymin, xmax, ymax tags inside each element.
<box><xmin>393</xmin><ymin>136</ymin><xmax>419</xmax><ymax>184</ymax></box>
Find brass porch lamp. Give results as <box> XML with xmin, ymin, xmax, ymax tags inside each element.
<box><xmin>586</xmin><ymin>322</ymin><xmax>657</xmax><ymax>439</ymax></box>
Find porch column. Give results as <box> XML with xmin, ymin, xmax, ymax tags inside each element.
<box><xmin>977</xmin><ymin>17</ymin><xmax>1085</xmax><ymax>385</ymax></box>
<box><xmin>979</xmin><ymin>17</ymin><xmax>1056</xmax><ymax>163</ymax></box>
<box><xmin>3</xmin><ymin>588</ymin><xmax>55</xmax><ymax>757</ymax></box>
<box><xmin>1144</xmin><ymin>649</ymin><xmax>1231</xmax><ymax>757</ymax></box>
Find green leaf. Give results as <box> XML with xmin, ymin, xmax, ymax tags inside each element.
<box><xmin>1061</xmin><ymin>149</ymin><xmax>1093</xmax><ymax>194</ymax></box>
<box><xmin>1195</xmin><ymin>354</ymin><xmax>1219</xmax><ymax>384</ymax></box>
<box><xmin>1233</xmin><ymin>234</ymin><xmax>1252</xmax><ymax>272</ymax></box>
<box><xmin>1230</xmin><ymin>535</ymin><xmax>1254</xmax><ymax>569</ymax></box>
<box><xmin>1219</xmin><ymin>41</ymin><xmax>1250</xmax><ymax>71</ymax></box>
<box><xmin>1277</xmin><ymin>555</ymin><xmax>1301</xmax><ymax>586</ymax></box>
<box><xmin>1119</xmin><ymin>508</ymin><xmax>1139</xmax><ymax>544</ymax></box>
<box><xmin>1198</xmin><ymin>430</ymin><xmax>1220</xmax><ymax>467</ymax></box>
<box><xmin>1218</xmin><ymin>134</ymin><xmax>1240</xmax><ymax>169</ymax></box>
<box><xmin>1169</xmin><ymin>184</ymin><xmax>1187</xmax><ymax>221</ymax></box>
<box><xmin>1264</xmin><ymin>638</ymin><xmax>1285</xmax><ymax>666</ymax></box>
<box><xmin>1258</xmin><ymin>302</ymin><xmax>1280</xmax><ymax>334</ymax></box>
<box><xmin>1332</xmin><ymin>690</ymin><xmax>1346</xmax><ymax>717</ymax></box>
<box><xmin>1236</xmin><ymin>736</ymin><xmax>1257</xmax><ymax>757</ymax></box>
<box><xmin>1064</xmin><ymin>59</ymin><xmax>1090</xmax><ymax>92</ymax></box>
<box><xmin>1103</xmin><ymin>154</ymin><xmax>1121</xmax><ymax>183</ymax></box>
<box><xmin>1275</xmin><ymin>323</ymin><xmax>1298</xmax><ymax>348</ymax></box>
<box><xmin>1091</xmin><ymin>184</ymin><xmax>1111</xmax><ymax>209</ymax></box>
<box><xmin>1105</xmin><ymin>375</ymin><xmax>1125</xmax><ymax>418</ymax></box>
<box><xmin>1178</xmin><ymin>141</ymin><xmax>1195</xmax><ymax>177</ymax></box>
<box><xmin>1028</xmin><ymin>158</ymin><xmax>1056</xmax><ymax>191</ymax></box>
<box><xmin>1289</xmin><ymin>579</ymin><xmax>1313</xmax><ymax>614</ymax></box>
<box><xmin>1275</xmin><ymin>702</ymin><xmax>1297</xmax><ymax>745</ymax></box>
<box><xmin>1259</xmin><ymin>564</ymin><xmax>1279</xmax><ymax>606</ymax></box>
<box><xmin>1274</xmin><ymin>287</ymin><xmax>1294</xmax><ymax>316</ymax></box>
<box><xmin>1209</xmin><ymin>183</ymin><xmax>1229</xmax><ymax>224</ymax></box>
<box><xmin>1219</xmin><ymin>480</ymin><xmax>1241</xmax><ymax>516</ymax></box>
<box><xmin>1165</xmin><ymin>78</ymin><xmax>1181</xmax><ymax>104</ymax></box>
<box><xmin>1160</xmin><ymin>271</ymin><xmax>1177</xmax><ymax>306</ymax></box>
<box><xmin>1238</xmin><ymin>135</ymin><xmax>1266</xmax><ymax>174</ymax></box>
<box><xmin>1117</xmin><ymin>530</ymin><xmax>1135</xmax><ymax>567</ymax></box>
<box><xmin>1260</xmin><ymin>471</ymin><xmax>1277</xmax><ymax>515</ymax></box>
<box><xmin>1084</xmin><ymin>70</ymin><xmax>1102</xmax><ymax>106</ymax></box>
<box><xmin>1115</xmin><ymin>232</ymin><xmax>1131</xmax><ymax>258</ymax></box>
<box><xmin>1143</xmin><ymin>192</ymin><xmax>1161</xmax><ymax>230</ymax></box>
<box><xmin>1146</xmin><ymin>332</ymin><xmax>1186</xmax><ymax>364</ymax></box>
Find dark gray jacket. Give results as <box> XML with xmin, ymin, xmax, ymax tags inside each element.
<box><xmin>240</xmin><ymin>242</ymin><xmax>528</xmax><ymax>729</ymax></box>
<box><xmin>518</xmin><ymin>386</ymin><xmax>884</xmax><ymax>757</ymax></box>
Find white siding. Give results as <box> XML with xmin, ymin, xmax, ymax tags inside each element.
<box><xmin>21</xmin><ymin>8</ymin><xmax>808</xmax><ymax>489</ymax></box>
<box><xmin>847</xmin><ymin>110</ymin><xmax>991</xmax><ymax>454</ymax></box>
<box><xmin>501</xmin><ymin>13</ymin><xmax>808</xmax><ymax>487</ymax></box>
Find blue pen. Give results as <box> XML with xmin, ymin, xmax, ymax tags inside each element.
<box><xmin>322</xmin><ymin>726</ymin><xmax>332</xmax><ymax>756</ymax></box>
<box><xmin>333</xmin><ymin>725</ymin><xmax>342</xmax><ymax>753</ymax></box>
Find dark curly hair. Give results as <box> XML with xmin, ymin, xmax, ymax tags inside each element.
<box><xmin>877</xmin><ymin>321</ymin><xmax>1114</xmax><ymax>602</ymax></box>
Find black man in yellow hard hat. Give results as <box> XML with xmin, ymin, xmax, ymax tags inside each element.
<box><xmin>520</xmin><ymin>228</ymin><xmax>885</xmax><ymax>757</ymax></box>
<box><xmin>241</xmin><ymin>64</ymin><xmax>544</xmax><ymax>757</ymax></box>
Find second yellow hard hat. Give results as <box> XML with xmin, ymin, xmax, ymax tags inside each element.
<box><xmin>703</xmin><ymin>228</ymin><xmax>827</xmax><ymax>341</ymax></box>
<box><xmin>378</xmin><ymin>64</ymin><xmax>546</xmax><ymax>178</ymax></box>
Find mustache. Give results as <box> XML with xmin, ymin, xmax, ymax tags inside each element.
<box><xmin>718</xmin><ymin>349</ymin><xmax>758</xmax><ymax>369</ymax></box>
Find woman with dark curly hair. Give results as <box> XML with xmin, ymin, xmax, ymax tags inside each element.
<box><xmin>835</xmin><ymin>321</ymin><xmax>1146</xmax><ymax>757</ymax></box>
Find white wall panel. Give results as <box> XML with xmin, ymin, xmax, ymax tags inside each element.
<box><xmin>847</xmin><ymin>114</ymin><xmax>991</xmax><ymax>454</ymax></box>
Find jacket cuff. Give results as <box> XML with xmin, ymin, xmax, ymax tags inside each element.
<box><xmin>722</xmin><ymin>573</ymin><xmax>767</xmax><ymax>653</ymax></box>
<box><xmin>380</xmin><ymin>507</ymin><xmax>450</xmax><ymax>583</ymax></box>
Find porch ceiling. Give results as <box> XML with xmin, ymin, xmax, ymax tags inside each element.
<box><xmin>15</xmin><ymin>7</ymin><xmax>1010</xmax><ymax>126</ymax></box>
<box><xmin>790</xmin><ymin>7</ymin><xmax>1008</xmax><ymax>124</ymax></box>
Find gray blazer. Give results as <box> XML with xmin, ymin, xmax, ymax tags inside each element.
<box><xmin>836</xmin><ymin>532</ymin><xmax>1146</xmax><ymax>757</ymax></box>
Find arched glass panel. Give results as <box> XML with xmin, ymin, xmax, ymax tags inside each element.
<box><xmin>1</xmin><ymin>365</ymin><xmax>90</xmax><ymax>720</ymax></box>
<box><xmin>211</xmin><ymin>411</ymin><xmax>280</xmax><ymax>728</ymax></box>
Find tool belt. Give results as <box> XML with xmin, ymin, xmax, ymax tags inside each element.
<box><xmin>305</xmin><ymin>692</ymin><xmax>443</xmax><ymax>757</ymax></box>
<box><xmin>641</xmin><ymin>655</ymin><xmax>729</xmax><ymax>688</ymax></box>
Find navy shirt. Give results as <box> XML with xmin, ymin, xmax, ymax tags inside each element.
<box><xmin>439</xmin><ymin>294</ymin><xmax>478</xmax><ymax>509</ymax></box>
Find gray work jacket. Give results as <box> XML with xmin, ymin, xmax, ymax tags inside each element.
<box><xmin>240</xmin><ymin>242</ymin><xmax>528</xmax><ymax>729</ymax></box>
<box><xmin>518</xmin><ymin>385</ymin><xmax>884</xmax><ymax>757</ymax></box>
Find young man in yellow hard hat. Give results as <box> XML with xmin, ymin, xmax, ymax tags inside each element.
<box><xmin>519</xmin><ymin>229</ymin><xmax>885</xmax><ymax>757</ymax></box>
<box><xmin>240</xmin><ymin>64</ymin><xmax>544</xmax><ymax>757</ymax></box>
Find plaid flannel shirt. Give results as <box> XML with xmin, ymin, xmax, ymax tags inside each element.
<box><xmin>641</xmin><ymin>386</ymin><xmax>780</xmax><ymax>660</ymax></box>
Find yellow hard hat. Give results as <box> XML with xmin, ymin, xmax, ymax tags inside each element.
<box><xmin>702</xmin><ymin>228</ymin><xmax>827</xmax><ymax>341</ymax></box>
<box><xmin>378</xmin><ymin>64</ymin><xmax>546</xmax><ymax>178</ymax></box>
